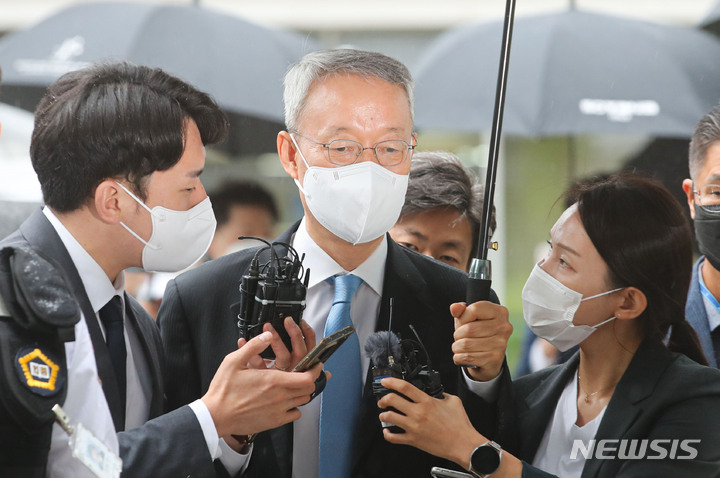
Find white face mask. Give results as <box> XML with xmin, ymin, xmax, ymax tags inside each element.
<box><xmin>290</xmin><ymin>134</ymin><xmax>409</xmax><ymax>245</ymax></box>
<box><xmin>521</xmin><ymin>264</ymin><xmax>623</xmax><ymax>352</ymax></box>
<box><xmin>116</xmin><ymin>182</ymin><xmax>217</xmax><ymax>273</ymax></box>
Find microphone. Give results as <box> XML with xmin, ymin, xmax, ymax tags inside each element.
<box><xmin>236</xmin><ymin>237</ymin><xmax>309</xmax><ymax>359</ymax></box>
<box><xmin>365</xmin><ymin>299</ymin><xmax>444</xmax><ymax>432</ymax></box>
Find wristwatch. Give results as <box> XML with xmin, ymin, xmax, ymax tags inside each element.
<box><xmin>468</xmin><ymin>440</ymin><xmax>502</xmax><ymax>478</ymax></box>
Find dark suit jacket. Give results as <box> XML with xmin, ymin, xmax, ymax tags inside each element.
<box><xmin>158</xmin><ymin>222</ymin><xmax>502</xmax><ymax>478</ymax></box>
<box><xmin>508</xmin><ymin>340</ymin><xmax>720</xmax><ymax>478</ymax></box>
<box><xmin>686</xmin><ymin>258</ymin><xmax>718</xmax><ymax>368</ymax></box>
<box><xmin>0</xmin><ymin>209</ymin><xmax>216</xmax><ymax>477</ymax></box>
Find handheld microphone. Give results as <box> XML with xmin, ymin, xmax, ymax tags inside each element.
<box><xmin>236</xmin><ymin>237</ymin><xmax>309</xmax><ymax>359</ymax></box>
<box><xmin>365</xmin><ymin>299</ymin><xmax>444</xmax><ymax>432</ymax></box>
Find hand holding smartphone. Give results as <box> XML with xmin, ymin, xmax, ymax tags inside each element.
<box><xmin>293</xmin><ymin>325</ymin><xmax>355</xmax><ymax>372</ymax></box>
<box><xmin>293</xmin><ymin>325</ymin><xmax>355</xmax><ymax>402</ymax></box>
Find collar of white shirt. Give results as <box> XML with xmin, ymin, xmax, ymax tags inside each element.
<box><xmin>42</xmin><ymin>207</ymin><xmax>124</xmax><ymax>312</ymax></box>
<box><xmin>292</xmin><ymin>217</ymin><xmax>387</xmax><ymax>294</ymax></box>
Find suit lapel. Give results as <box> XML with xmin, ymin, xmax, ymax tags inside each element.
<box><xmin>520</xmin><ymin>354</ymin><xmax>580</xmax><ymax>462</ymax></box>
<box><xmin>19</xmin><ymin>210</ymin><xmax>126</xmax><ymax>431</ymax></box>
<box><xmin>581</xmin><ymin>341</ymin><xmax>673</xmax><ymax>478</ymax></box>
<box><xmin>354</xmin><ymin>239</ymin><xmax>434</xmax><ymax>470</ymax></box>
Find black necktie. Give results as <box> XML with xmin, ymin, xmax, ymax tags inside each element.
<box><xmin>99</xmin><ymin>295</ymin><xmax>126</xmax><ymax>425</ymax></box>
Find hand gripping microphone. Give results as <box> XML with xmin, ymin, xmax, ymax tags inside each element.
<box><xmin>236</xmin><ymin>237</ymin><xmax>309</xmax><ymax>360</ymax></box>
<box><xmin>365</xmin><ymin>299</ymin><xmax>444</xmax><ymax>432</ymax></box>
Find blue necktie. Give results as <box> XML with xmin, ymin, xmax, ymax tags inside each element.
<box><xmin>319</xmin><ymin>274</ymin><xmax>363</xmax><ymax>478</ymax></box>
<box><xmin>99</xmin><ymin>295</ymin><xmax>126</xmax><ymax>427</ymax></box>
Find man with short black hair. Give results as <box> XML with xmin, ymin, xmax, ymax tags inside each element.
<box><xmin>390</xmin><ymin>151</ymin><xmax>495</xmax><ymax>272</ymax></box>
<box><xmin>208</xmin><ymin>179</ymin><xmax>279</xmax><ymax>258</ymax></box>
<box><xmin>0</xmin><ymin>62</ymin><xmax>320</xmax><ymax>477</ymax></box>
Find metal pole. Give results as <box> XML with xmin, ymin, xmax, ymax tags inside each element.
<box><xmin>466</xmin><ymin>0</ymin><xmax>517</xmax><ymax>304</ymax></box>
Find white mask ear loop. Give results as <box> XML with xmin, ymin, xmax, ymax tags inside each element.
<box><xmin>290</xmin><ymin>133</ymin><xmax>312</xmax><ymax>196</ymax></box>
<box><xmin>581</xmin><ymin>287</ymin><xmax>624</xmax><ymax>302</ymax></box>
<box><xmin>115</xmin><ymin>182</ymin><xmax>156</xmax><ymax>249</ymax></box>
<box><xmin>115</xmin><ymin>182</ymin><xmax>153</xmax><ymax>214</ymax></box>
<box><xmin>581</xmin><ymin>287</ymin><xmax>623</xmax><ymax>330</ymax></box>
<box><xmin>592</xmin><ymin>315</ymin><xmax>617</xmax><ymax>329</ymax></box>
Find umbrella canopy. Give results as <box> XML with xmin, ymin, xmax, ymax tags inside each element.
<box><xmin>413</xmin><ymin>10</ymin><xmax>720</xmax><ymax>137</ymax></box>
<box><xmin>0</xmin><ymin>2</ymin><xmax>319</xmax><ymax>155</ymax></box>
<box><xmin>700</xmin><ymin>1</ymin><xmax>720</xmax><ymax>32</ymax></box>
<box><xmin>0</xmin><ymin>1</ymin><xmax>317</xmax><ymax>121</ymax></box>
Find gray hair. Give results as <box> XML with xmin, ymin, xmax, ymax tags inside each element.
<box><xmin>283</xmin><ymin>49</ymin><xmax>414</xmax><ymax>131</ymax></box>
<box><xmin>689</xmin><ymin>104</ymin><xmax>720</xmax><ymax>180</ymax></box>
<box><xmin>401</xmin><ymin>151</ymin><xmax>495</xmax><ymax>261</ymax></box>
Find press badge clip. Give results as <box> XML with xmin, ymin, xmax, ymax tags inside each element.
<box><xmin>52</xmin><ymin>404</ymin><xmax>122</xmax><ymax>478</ymax></box>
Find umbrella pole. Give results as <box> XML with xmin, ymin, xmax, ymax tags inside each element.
<box><xmin>466</xmin><ymin>0</ymin><xmax>517</xmax><ymax>305</ymax></box>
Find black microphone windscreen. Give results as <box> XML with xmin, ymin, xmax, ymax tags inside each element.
<box><xmin>364</xmin><ymin>330</ymin><xmax>402</xmax><ymax>367</ymax></box>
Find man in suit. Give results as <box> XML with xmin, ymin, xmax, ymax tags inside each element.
<box><xmin>389</xmin><ymin>151</ymin><xmax>495</xmax><ymax>272</ymax></box>
<box><xmin>683</xmin><ymin>105</ymin><xmax>720</xmax><ymax>368</ymax></box>
<box><xmin>0</xmin><ymin>62</ymin><xmax>321</xmax><ymax>477</ymax></box>
<box><xmin>157</xmin><ymin>49</ymin><xmax>512</xmax><ymax>478</ymax></box>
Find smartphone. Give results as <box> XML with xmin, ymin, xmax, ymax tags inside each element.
<box><xmin>430</xmin><ymin>467</ymin><xmax>474</xmax><ymax>478</ymax></box>
<box><xmin>292</xmin><ymin>325</ymin><xmax>355</xmax><ymax>372</ymax></box>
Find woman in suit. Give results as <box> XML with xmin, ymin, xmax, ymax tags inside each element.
<box><xmin>377</xmin><ymin>174</ymin><xmax>720</xmax><ymax>477</ymax></box>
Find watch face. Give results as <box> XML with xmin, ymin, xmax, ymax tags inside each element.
<box><xmin>471</xmin><ymin>445</ymin><xmax>501</xmax><ymax>474</ymax></box>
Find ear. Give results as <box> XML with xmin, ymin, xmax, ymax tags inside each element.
<box><xmin>682</xmin><ymin>178</ymin><xmax>696</xmax><ymax>220</ymax></box>
<box><xmin>277</xmin><ymin>131</ymin><xmax>300</xmax><ymax>180</ymax></box>
<box><xmin>613</xmin><ymin>286</ymin><xmax>647</xmax><ymax>321</ymax></box>
<box><xmin>93</xmin><ymin>180</ymin><xmax>125</xmax><ymax>224</ymax></box>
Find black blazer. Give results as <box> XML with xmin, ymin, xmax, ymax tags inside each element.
<box><xmin>508</xmin><ymin>340</ymin><xmax>720</xmax><ymax>478</ymax></box>
<box><xmin>158</xmin><ymin>221</ymin><xmax>502</xmax><ymax>478</ymax></box>
<box><xmin>1</xmin><ymin>209</ymin><xmax>216</xmax><ymax>477</ymax></box>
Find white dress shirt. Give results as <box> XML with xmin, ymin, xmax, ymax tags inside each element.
<box><xmin>42</xmin><ymin>208</ymin><xmax>236</xmax><ymax>475</ymax></box>
<box><xmin>291</xmin><ymin>218</ymin><xmax>386</xmax><ymax>478</ymax></box>
<box><xmin>532</xmin><ymin>371</ymin><xmax>606</xmax><ymax>478</ymax></box>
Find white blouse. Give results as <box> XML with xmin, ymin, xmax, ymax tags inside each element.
<box><xmin>531</xmin><ymin>371</ymin><xmax>607</xmax><ymax>477</ymax></box>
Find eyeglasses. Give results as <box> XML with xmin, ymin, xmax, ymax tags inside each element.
<box><xmin>290</xmin><ymin>130</ymin><xmax>415</xmax><ymax>167</ymax></box>
<box><xmin>694</xmin><ymin>184</ymin><xmax>720</xmax><ymax>212</ymax></box>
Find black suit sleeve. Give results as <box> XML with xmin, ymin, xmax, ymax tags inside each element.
<box><xmin>118</xmin><ymin>406</ymin><xmax>217</xmax><ymax>477</ymax></box>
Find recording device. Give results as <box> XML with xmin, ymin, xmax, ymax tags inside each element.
<box><xmin>364</xmin><ymin>299</ymin><xmax>444</xmax><ymax>432</ymax></box>
<box><xmin>293</xmin><ymin>325</ymin><xmax>355</xmax><ymax>372</ymax></box>
<box><xmin>236</xmin><ymin>237</ymin><xmax>309</xmax><ymax>360</ymax></box>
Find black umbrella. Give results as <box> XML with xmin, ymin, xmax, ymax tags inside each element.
<box><xmin>0</xmin><ymin>1</ymin><xmax>319</xmax><ymax>155</ymax></box>
<box><xmin>413</xmin><ymin>9</ymin><xmax>720</xmax><ymax>137</ymax></box>
<box><xmin>700</xmin><ymin>1</ymin><xmax>720</xmax><ymax>34</ymax></box>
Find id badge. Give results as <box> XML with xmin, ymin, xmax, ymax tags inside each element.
<box><xmin>68</xmin><ymin>422</ymin><xmax>122</xmax><ymax>478</ymax></box>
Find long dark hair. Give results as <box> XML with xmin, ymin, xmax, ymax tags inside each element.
<box><xmin>571</xmin><ymin>174</ymin><xmax>707</xmax><ymax>365</ymax></box>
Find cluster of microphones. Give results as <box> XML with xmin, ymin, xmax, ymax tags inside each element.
<box><xmin>365</xmin><ymin>312</ymin><xmax>445</xmax><ymax>432</ymax></box>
